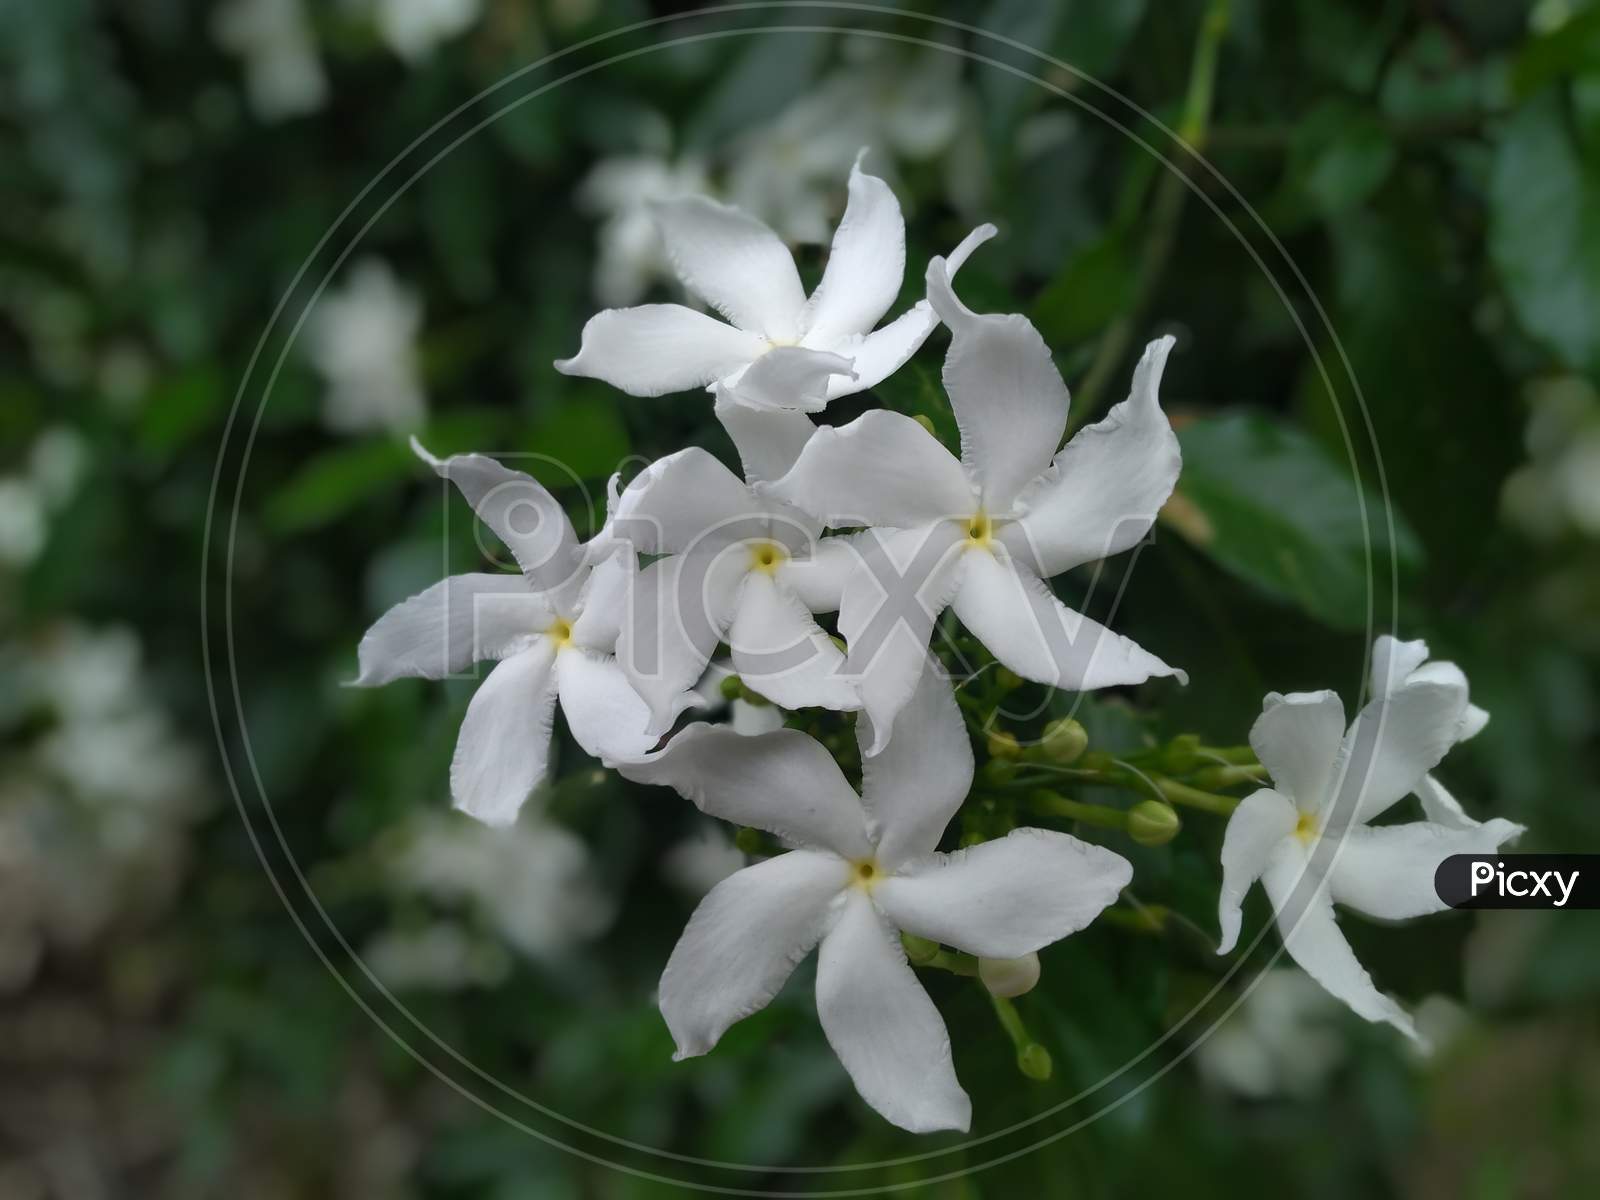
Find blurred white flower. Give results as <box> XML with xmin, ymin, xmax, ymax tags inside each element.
<box><xmin>660</xmin><ymin>820</ymin><xmax>747</xmax><ymax>897</ymax></box>
<box><xmin>391</xmin><ymin>813</ymin><xmax>612</xmax><ymax>959</ymax></box>
<box><xmin>212</xmin><ymin>0</ymin><xmax>328</xmax><ymax>122</ymax></box>
<box><xmin>578</xmin><ymin>153</ymin><xmax>712</xmax><ymax>307</ymax></box>
<box><xmin>354</xmin><ymin>0</ymin><xmax>482</xmax><ymax>63</ymax></box>
<box><xmin>1501</xmin><ymin>376</ymin><xmax>1600</xmax><ymax>540</ymax></box>
<box><xmin>304</xmin><ymin>258</ymin><xmax>426</xmax><ymax>434</ymax></box>
<box><xmin>28</xmin><ymin>427</ymin><xmax>88</xmax><ymax>508</ymax></box>
<box><xmin>364</xmin><ymin>920</ymin><xmax>509</xmax><ymax>990</ymax></box>
<box><xmin>1197</xmin><ymin>970</ymin><xmax>1346</xmax><ymax>1099</ymax></box>
<box><xmin>0</xmin><ymin>477</ymin><xmax>46</xmax><ymax>568</ymax></box>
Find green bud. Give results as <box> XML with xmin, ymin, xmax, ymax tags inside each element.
<box><xmin>1017</xmin><ymin>1042</ymin><xmax>1053</xmax><ymax>1081</ymax></box>
<box><xmin>828</xmin><ymin>634</ymin><xmax>847</xmax><ymax>655</ymax></box>
<box><xmin>979</xmin><ymin>952</ymin><xmax>1040</xmax><ymax>999</ymax></box>
<box><xmin>1040</xmin><ymin>717</ymin><xmax>1088</xmax><ymax>764</ymax></box>
<box><xmin>912</xmin><ymin>414</ymin><xmax>938</xmax><ymax>437</ymax></box>
<box><xmin>1127</xmin><ymin>800</ymin><xmax>1181</xmax><ymax>846</ymax></box>
<box><xmin>994</xmin><ymin>667</ymin><xmax>1024</xmax><ymax>692</ymax></box>
<box><xmin>718</xmin><ymin>674</ymin><xmax>743</xmax><ymax>702</ymax></box>
<box><xmin>958</xmin><ymin>829</ymin><xmax>986</xmax><ymax>849</ymax></box>
<box><xmin>979</xmin><ymin>757</ymin><xmax>1017</xmax><ymax>785</ymax></box>
<box><xmin>733</xmin><ymin>827</ymin><xmax>765</xmax><ymax>855</ymax></box>
<box><xmin>902</xmin><ymin>933</ymin><xmax>940</xmax><ymax>965</ymax></box>
<box><xmin>986</xmin><ymin>730</ymin><xmax>1021</xmax><ymax>760</ymax></box>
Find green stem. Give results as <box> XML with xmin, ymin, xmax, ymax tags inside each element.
<box><xmin>989</xmin><ymin>993</ymin><xmax>1030</xmax><ymax>1051</ymax></box>
<box><xmin>1027</xmin><ymin>789</ymin><xmax>1129</xmax><ymax>832</ymax></box>
<box><xmin>1189</xmin><ymin>763</ymin><xmax>1267</xmax><ymax>790</ymax></box>
<box><xmin>1155</xmin><ymin>777</ymin><xmax>1240</xmax><ymax>815</ymax></box>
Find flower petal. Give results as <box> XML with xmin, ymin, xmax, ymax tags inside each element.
<box><xmin>721</xmin><ymin>345</ymin><xmax>856</xmax><ymax>413</ymax></box>
<box><xmin>728</xmin><ymin>572</ymin><xmax>859</xmax><ymax>712</ymax></box>
<box><xmin>450</xmin><ymin>641</ymin><xmax>560</xmax><ymax>827</ymax></box>
<box><xmin>951</xmin><ymin>551</ymin><xmax>1186</xmax><ymax>691</ymax></box>
<box><xmin>765</xmin><ymin>410</ymin><xmax>975</xmax><ymax>529</ymax></box>
<box><xmin>838</xmin><ymin>523</ymin><xmax>969</xmax><ymax>753</ymax></box>
<box><xmin>608</xmin><ymin>447</ymin><xmax>764</xmax><ymax>556</ymax></box>
<box><xmin>652</xmin><ymin>195</ymin><xmax>806</xmax><ymax>339</ymax></box>
<box><xmin>1324</xmin><ymin>818</ymin><xmax>1524</xmax><ymax>920</ymax></box>
<box><xmin>1328</xmin><ymin>672</ymin><xmax>1470</xmax><ymax>828</ymax></box>
<box><xmin>412</xmin><ymin>439</ymin><xmax>582</xmax><ymax>600</ymax></box>
<box><xmin>569</xmin><ymin>551</ymin><xmax>631</xmax><ymax>653</ymax></box>
<box><xmin>815</xmin><ymin>890</ymin><xmax>971</xmax><ymax>1134</ymax></box>
<box><xmin>555</xmin><ymin>647</ymin><xmax>657</xmax><ymax>763</ymax></box>
<box><xmin>799</xmin><ymin>156</ymin><xmax>906</xmax><ymax>344</ymax></box>
<box><xmin>1248</xmin><ymin>690</ymin><xmax>1346</xmax><ymax>814</ymax></box>
<box><xmin>998</xmin><ymin>336</ymin><xmax>1181</xmax><ymax>576</ymax></box>
<box><xmin>875</xmin><ymin>828</ymin><xmax>1130</xmax><ymax>958</ymax></box>
<box><xmin>1368</xmin><ymin>635</ymin><xmax>1431</xmax><ymax>695</ymax></box>
<box><xmin>616</xmin><ymin>547</ymin><xmax>744</xmax><ymax>734</ymax></box>
<box><xmin>1215</xmin><ymin>787</ymin><xmax>1299</xmax><ymax>954</ymax></box>
<box><xmin>713</xmin><ymin>396</ymin><xmax>817</xmax><ymax>484</ymax></box>
<box><xmin>554</xmin><ymin>303</ymin><xmax>767</xmax><ymax>397</ymax></box>
<box><xmin>353</xmin><ymin>573</ymin><xmax>547</xmax><ymax>685</ymax></box>
<box><xmin>857</xmin><ymin>659</ymin><xmax>972</xmax><ymax>869</ymax></box>
<box><xmin>926</xmin><ymin>252</ymin><xmax>1068</xmax><ymax>511</ymax></box>
<box><xmin>1261</xmin><ymin>843</ymin><xmax>1418</xmax><ymax>1040</ymax></box>
<box><xmin>775</xmin><ymin>533</ymin><xmax>866</xmax><ymax>614</ymax></box>
<box><xmin>618</xmin><ymin>724</ymin><xmax>872</xmax><ymax>859</ymax></box>
<box><xmin>660</xmin><ymin>849</ymin><xmax>850</xmax><ymax>1057</ymax></box>
<box><xmin>1414</xmin><ymin>774</ymin><xmax>1484</xmax><ymax>830</ymax></box>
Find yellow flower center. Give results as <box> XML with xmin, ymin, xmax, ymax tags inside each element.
<box><xmin>547</xmin><ymin>617</ymin><xmax>573</xmax><ymax>648</ymax></box>
<box><xmin>851</xmin><ymin>859</ymin><xmax>880</xmax><ymax>889</ymax></box>
<box><xmin>1294</xmin><ymin>810</ymin><xmax>1320</xmax><ymax>844</ymax></box>
<box><xmin>748</xmin><ymin>540</ymin><xmax>787</xmax><ymax>574</ymax></box>
<box><xmin>965</xmin><ymin>510</ymin><xmax>994</xmax><ymax>547</ymax></box>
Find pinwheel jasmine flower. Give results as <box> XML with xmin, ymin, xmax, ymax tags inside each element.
<box><xmin>555</xmin><ymin>156</ymin><xmax>995</xmax><ymax>412</ymax></box>
<box><xmin>622</xmin><ymin>665</ymin><xmax>1131</xmax><ymax>1133</ymax></box>
<box><xmin>596</xmin><ymin>446</ymin><xmax>862</xmax><ymax>732</ymax></box>
<box><xmin>1216</xmin><ymin>639</ymin><xmax>1524</xmax><ymax>1040</ymax></box>
<box><xmin>353</xmin><ymin>440</ymin><xmax>654</xmax><ymax>826</ymax></box>
<box><xmin>767</xmin><ymin>261</ymin><xmax>1185</xmax><ymax>750</ymax></box>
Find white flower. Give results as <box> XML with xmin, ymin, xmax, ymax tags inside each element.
<box><xmin>1216</xmin><ymin>639</ymin><xmax>1525</xmax><ymax>1041</ymax></box>
<box><xmin>622</xmin><ymin>666</ymin><xmax>1131</xmax><ymax>1133</ymax></box>
<box><xmin>0</xmin><ymin>477</ymin><xmax>46</xmax><ymax>568</ymax></box>
<box><xmin>660</xmin><ymin>819</ymin><xmax>748</xmax><ymax>897</ymax></box>
<box><xmin>597</xmin><ymin>446</ymin><xmax>865</xmax><ymax>733</ymax></box>
<box><xmin>354</xmin><ymin>0</ymin><xmax>481</xmax><ymax>62</ymax></box>
<box><xmin>212</xmin><ymin>0</ymin><xmax>328</xmax><ymax>122</ymax></box>
<box><xmin>1196</xmin><ymin>969</ymin><xmax>1345</xmax><ymax>1099</ymax></box>
<box><xmin>353</xmin><ymin>440</ymin><xmax>655</xmax><ymax>825</ymax></box>
<box><xmin>577</xmin><ymin>153</ymin><xmax>713</xmax><ymax>307</ymax></box>
<box><xmin>28</xmin><ymin>427</ymin><xmax>88</xmax><ymax>509</ymax></box>
<box><xmin>689</xmin><ymin>660</ymin><xmax>787</xmax><ymax>737</ymax></box>
<box><xmin>766</xmin><ymin>267</ymin><xmax>1186</xmax><ymax>750</ymax></box>
<box><xmin>555</xmin><ymin>157</ymin><xmax>995</xmax><ymax>413</ymax></box>
<box><xmin>304</xmin><ymin>258</ymin><xmax>426</xmax><ymax>434</ymax></box>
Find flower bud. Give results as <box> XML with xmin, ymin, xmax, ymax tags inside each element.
<box><xmin>994</xmin><ymin>667</ymin><xmax>1024</xmax><ymax>692</ymax></box>
<box><xmin>912</xmin><ymin>414</ymin><xmax>938</xmax><ymax>437</ymax></box>
<box><xmin>1040</xmin><ymin>717</ymin><xmax>1088</xmax><ymax>764</ymax></box>
<box><xmin>733</xmin><ymin>826</ymin><xmax>765</xmax><ymax>855</ymax></box>
<box><xmin>986</xmin><ymin>730</ymin><xmax>1021</xmax><ymax>760</ymax></box>
<box><xmin>1017</xmin><ymin>1042</ymin><xmax>1053</xmax><ymax>1081</ymax></box>
<box><xmin>718</xmin><ymin>674</ymin><xmax>743</xmax><ymax>702</ymax></box>
<box><xmin>901</xmin><ymin>933</ymin><xmax>940</xmax><ymax>965</ymax></box>
<box><xmin>1127</xmin><ymin>800</ymin><xmax>1181</xmax><ymax>846</ymax></box>
<box><xmin>979</xmin><ymin>952</ymin><xmax>1040</xmax><ymax>999</ymax></box>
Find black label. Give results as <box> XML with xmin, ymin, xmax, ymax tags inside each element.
<box><xmin>1435</xmin><ymin>855</ymin><xmax>1600</xmax><ymax>910</ymax></box>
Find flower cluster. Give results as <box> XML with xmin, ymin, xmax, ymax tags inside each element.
<box><xmin>353</xmin><ymin>160</ymin><xmax>1521</xmax><ymax>1131</ymax></box>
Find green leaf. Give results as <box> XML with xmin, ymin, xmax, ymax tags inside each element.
<box><xmin>523</xmin><ymin>395</ymin><xmax>631</xmax><ymax>490</ymax></box>
<box><xmin>1032</xmin><ymin>230</ymin><xmax>1136</xmax><ymax>346</ymax></box>
<box><xmin>1290</xmin><ymin>102</ymin><xmax>1397</xmax><ymax>218</ymax></box>
<box><xmin>1170</xmin><ymin>411</ymin><xmax>1422</xmax><ymax>630</ymax></box>
<box><xmin>1490</xmin><ymin>94</ymin><xmax>1600</xmax><ymax>377</ymax></box>
<box><xmin>265</xmin><ymin>439</ymin><xmax>415</xmax><ymax>534</ymax></box>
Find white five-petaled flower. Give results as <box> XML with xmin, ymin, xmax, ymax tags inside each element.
<box><xmin>304</xmin><ymin>257</ymin><xmax>426</xmax><ymax>434</ymax></box>
<box><xmin>555</xmin><ymin>156</ymin><xmax>994</xmax><ymax>413</ymax></box>
<box><xmin>1216</xmin><ymin>636</ymin><xmax>1524</xmax><ymax>1041</ymax></box>
<box><xmin>353</xmin><ymin>440</ymin><xmax>654</xmax><ymax>826</ymax></box>
<box><xmin>765</xmin><ymin>261</ymin><xmax>1186</xmax><ymax>751</ymax></box>
<box><xmin>596</xmin><ymin>446</ymin><xmax>863</xmax><ymax>733</ymax></box>
<box><xmin>621</xmin><ymin>664</ymin><xmax>1132</xmax><ymax>1133</ymax></box>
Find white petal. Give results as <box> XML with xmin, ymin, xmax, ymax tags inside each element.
<box><xmin>652</xmin><ymin>195</ymin><xmax>806</xmax><ymax>339</ymax></box>
<box><xmin>728</xmin><ymin>572</ymin><xmax>859</xmax><ymax>712</ymax></box>
<box><xmin>721</xmin><ymin>346</ymin><xmax>856</xmax><ymax>413</ymax></box>
<box><xmin>799</xmin><ymin>157</ymin><xmax>905</xmax><ymax>343</ymax></box>
<box><xmin>1248</xmin><ymin>690</ymin><xmax>1346</xmax><ymax>814</ymax></box>
<box><xmin>608</xmin><ymin>447</ymin><xmax>763</xmax><ymax>556</ymax></box>
<box><xmin>1415</xmin><ymin>774</ymin><xmax>1482</xmax><ymax>830</ymax></box>
<box><xmin>875</xmin><ymin>828</ymin><xmax>1130</xmax><ymax>958</ymax></box>
<box><xmin>1216</xmin><ymin>787</ymin><xmax>1299</xmax><ymax>954</ymax></box>
<box><xmin>1368</xmin><ymin>635</ymin><xmax>1431</xmax><ymax>696</ymax></box>
<box><xmin>555</xmin><ymin>648</ymin><xmax>657</xmax><ymax>763</ymax></box>
<box><xmin>660</xmin><ymin>850</ymin><xmax>850</xmax><ymax>1057</ymax></box>
<box><xmin>1329</xmin><ymin>673</ymin><xmax>1471</xmax><ymax>828</ymax></box>
<box><xmin>554</xmin><ymin>303</ymin><xmax>766</xmax><ymax>397</ymax></box>
<box><xmin>1324</xmin><ymin>818</ymin><xmax>1524</xmax><ymax>920</ymax></box>
<box><xmin>775</xmin><ymin>533</ymin><xmax>865</xmax><ymax>614</ymax></box>
<box><xmin>815</xmin><ymin>890</ymin><xmax>971</xmax><ymax>1134</ymax></box>
<box><xmin>951</xmin><ymin>551</ymin><xmax>1186</xmax><ymax>691</ymax></box>
<box><xmin>569</xmin><ymin>551</ymin><xmax>632</xmax><ymax>653</ymax></box>
<box><xmin>619</xmin><ymin>723</ymin><xmax>872</xmax><ymax>859</ymax></box>
<box><xmin>998</xmin><ymin>336</ymin><xmax>1182</xmax><ymax>576</ymax></box>
<box><xmin>765</xmin><ymin>410</ymin><xmax>975</xmax><ymax>529</ymax></box>
<box><xmin>616</xmin><ymin>548</ymin><xmax>743</xmax><ymax>734</ymax></box>
<box><xmin>819</xmin><ymin>222</ymin><xmax>998</xmax><ymax>400</ymax></box>
<box><xmin>731</xmin><ymin>698</ymin><xmax>786</xmax><ymax>735</ymax></box>
<box><xmin>1261</xmin><ymin>843</ymin><xmax>1417</xmax><ymax>1039</ymax></box>
<box><xmin>411</xmin><ymin>439</ymin><xmax>581</xmax><ymax>599</ymax></box>
<box><xmin>1460</xmin><ymin>703</ymin><xmax>1489</xmax><ymax>742</ymax></box>
<box><xmin>353</xmin><ymin>573</ymin><xmax>547</xmax><ymax>685</ymax></box>
<box><xmin>713</xmin><ymin>396</ymin><xmax>817</xmax><ymax>484</ymax></box>
<box><xmin>450</xmin><ymin>642</ymin><xmax>559</xmax><ymax>827</ymax></box>
<box><xmin>857</xmin><ymin>659</ymin><xmax>972</xmax><ymax>869</ymax></box>
<box><xmin>838</xmin><ymin>523</ymin><xmax>968</xmax><ymax>753</ymax></box>
<box><xmin>926</xmin><ymin>256</ymin><xmax>1068</xmax><ymax>512</ymax></box>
